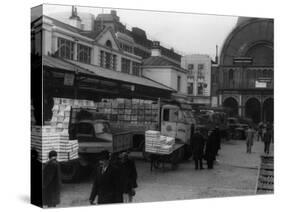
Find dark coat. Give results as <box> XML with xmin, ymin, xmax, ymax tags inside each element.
<box><xmin>263</xmin><ymin>131</ymin><xmax>272</xmax><ymax>144</ymax></box>
<box><xmin>89</xmin><ymin>164</ymin><xmax>122</xmax><ymax>204</ymax></box>
<box><xmin>31</xmin><ymin>157</ymin><xmax>42</xmax><ymax>206</ymax></box>
<box><xmin>191</xmin><ymin>132</ymin><xmax>205</xmax><ymax>160</ymax></box>
<box><xmin>120</xmin><ymin>158</ymin><xmax>138</xmax><ymax>194</ymax></box>
<box><xmin>205</xmin><ymin>131</ymin><xmax>218</xmax><ymax>161</ymax></box>
<box><xmin>42</xmin><ymin>159</ymin><xmax>61</xmax><ymax>206</ymax></box>
<box><xmin>213</xmin><ymin>129</ymin><xmax>221</xmax><ymax>151</ymax></box>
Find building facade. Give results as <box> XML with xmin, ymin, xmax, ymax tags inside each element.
<box><xmin>217</xmin><ymin>17</ymin><xmax>273</xmax><ymax>123</ymax></box>
<box><xmin>143</xmin><ymin>41</ymin><xmax>188</xmax><ymax>101</ymax></box>
<box><xmin>181</xmin><ymin>55</ymin><xmax>212</xmax><ymax>106</ymax></box>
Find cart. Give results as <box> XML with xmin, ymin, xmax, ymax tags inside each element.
<box><xmin>148</xmin><ymin>143</ymin><xmax>185</xmax><ymax>171</ymax></box>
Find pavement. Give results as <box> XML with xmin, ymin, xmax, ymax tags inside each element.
<box><xmin>58</xmin><ymin>138</ymin><xmax>270</xmax><ymax>207</ymax></box>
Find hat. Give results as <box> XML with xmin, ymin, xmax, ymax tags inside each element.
<box><xmin>48</xmin><ymin>150</ymin><xmax>57</xmax><ymax>159</ymax></box>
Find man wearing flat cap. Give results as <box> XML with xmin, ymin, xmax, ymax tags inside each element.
<box><xmin>89</xmin><ymin>151</ymin><xmax>122</xmax><ymax>205</ymax></box>
<box><xmin>43</xmin><ymin>150</ymin><xmax>61</xmax><ymax>208</ymax></box>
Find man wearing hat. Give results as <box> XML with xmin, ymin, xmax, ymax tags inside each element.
<box><xmin>89</xmin><ymin>151</ymin><xmax>122</xmax><ymax>205</ymax></box>
<box><xmin>190</xmin><ymin>128</ymin><xmax>205</xmax><ymax>170</ymax></box>
<box><xmin>42</xmin><ymin>150</ymin><xmax>61</xmax><ymax>208</ymax></box>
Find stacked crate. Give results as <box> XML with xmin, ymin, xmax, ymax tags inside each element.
<box><xmin>31</xmin><ymin>126</ymin><xmax>78</xmax><ymax>163</ymax></box>
<box><xmin>145</xmin><ymin>130</ymin><xmax>175</xmax><ymax>154</ymax></box>
<box><xmin>256</xmin><ymin>155</ymin><xmax>274</xmax><ymax>194</ymax></box>
<box><xmin>31</xmin><ymin>98</ymin><xmax>95</xmax><ymax>163</ymax></box>
<box><xmin>97</xmin><ymin>98</ymin><xmax>159</xmax><ymax>129</ymax></box>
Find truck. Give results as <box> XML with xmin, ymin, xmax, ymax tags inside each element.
<box><xmin>72</xmin><ymin>98</ymin><xmax>194</xmax><ymax>158</ymax></box>
<box><xmin>37</xmin><ymin>97</ymin><xmax>195</xmax><ymax>182</ymax></box>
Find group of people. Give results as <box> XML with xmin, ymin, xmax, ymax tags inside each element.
<box><xmin>190</xmin><ymin>127</ymin><xmax>221</xmax><ymax>170</ymax></box>
<box><xmin>32</xmin><ymin>149</ymin><xmax>138</xmax><ymax>207</ymax></box>
<box><xmin>89</xmin><ymin>151</ymin><xmax>138</xmax><ymax>205</ymax></box>
<box><xmin>246</xmin><ymin>122</ymin><xmax>273</xmax><ymax>154</ymax></box>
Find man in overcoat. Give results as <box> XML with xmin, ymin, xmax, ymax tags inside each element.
<box><xmin>89</xmin><ymin>151</ymin><xmax>123</xmax><ymax>205</ymax></box>
<box><xmin>263</xmin><ymin>128</ymin><xmax>272</xmax><ymax>154</ymax></box>
<box><xmin>191</xmin><ymin>128</ymin><xmax>205</xmax><ymax>170</ymax></box>
<box><xmin>119</xmin><ymin>151</ymin><xmax>138</xmax><ymax>203</ymax></box>
<box><xmin>43</xmin><ymin>150</ymin><xmax>61</xmax><ymax>207</ymax></box>
<box><xmin>205</xmin><ymin>129</ymin><xmax>218</xmax><ymax>169</ymax></box>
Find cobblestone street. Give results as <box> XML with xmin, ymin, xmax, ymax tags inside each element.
<box><xmin>59</xmin><ymin>138</ymin><xmax>268</xmax><ymax>207</ymax></box>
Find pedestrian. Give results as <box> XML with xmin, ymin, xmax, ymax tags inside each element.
<box><xmin>31</xmin><ymin>149</ymin><xmax>42</xmax><ymax>206</ymax></box>
<box><xmin>109</xmin><ymin>152</ymin><xmax>124</xmax><ymax>203</ymax></box>
<box><xmin>213</xmin><ymin>126</ymin><xmax>221</xmax><ymax>157</ymax></box>
<box><xmin>257</xmin><ymin>122</ymin><xmax>264</xmax><ymax>141</ymax></box>
<box><xmin>205</xmin><ymin>129</ymin><xmax>218</xmax><ymax>169</ymax></box>
<box><xmin>263</xmin><ymin>128</ymin><xmax>272</xmax><ymax>154</ymax></box>
<box><xmin>190</xmin><ymin>128</ymin><xmax>205</xmax><ymax>170</ymax></box>
<box><xmin>89</xmin><ymin>151</ymin><xmax>122</xmax><ymax>205</ymax></box>
<box><xmin>245</xmin><ymin>126</ymin><xmax>255</xmax><ymax>153</ymax></box>
<box><xmin>42</xmin><ymin>150</ymin><xmax>61</xmax><ymax>208</ymax></box>
<box><xmin>119</xmin><ymin>151</ymin><xmax>138</xmax><ymax>203</ymax></box>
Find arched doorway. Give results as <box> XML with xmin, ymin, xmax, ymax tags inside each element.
<box><xmin>263</xmin><ymin>98</ymin><xmax>273</xmax><ymax>123</ymax></box>
<box><xmin>223</xmin><ymin>97</ymin><xmax>239</xmax><ymax>117</ymax></box>
<box><xmin>245</xmin><ymin>98</ymin><xmax>261</xmax><ymax>123</ymax></box>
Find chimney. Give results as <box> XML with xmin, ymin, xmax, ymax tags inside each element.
<box><xmin>69</xmin><ymin>5</ymin><xmax>82</xmax><ymax>29</ymax></box>
<box><xmin>111</xmin><ymin>10</ymin><xmax>117</xmax><ymax>16</ymax></box>
<box><xmin>151</xmin><ymin>41</ymin><xmax>161</xmax><ymax>56</ymax></box>
<box><xmin>215</xmin><ymin>45</ymin><xmax>218</xmax><ymax>64</ymax></box>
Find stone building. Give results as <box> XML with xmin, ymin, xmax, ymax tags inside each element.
<box><xmin>181</xmin><ymin>54</ymin><xmax>212</xmax><ymax>106</ymax></box>
<box><xmin>217</xmin><ymin>17</ymin><xmax>273</xmax><ymax>123</ymax></box>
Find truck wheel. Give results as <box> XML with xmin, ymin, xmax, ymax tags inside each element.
<box><xmin>60</xmin><ymin>160</ymin><xmax>80</xmax><ymax>183</ymax></box>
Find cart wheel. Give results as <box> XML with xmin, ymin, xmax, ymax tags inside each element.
<box><xmin>153</xmin><ymin>160</ymin><xmax>160</xmax><ymax>169</ymax></box>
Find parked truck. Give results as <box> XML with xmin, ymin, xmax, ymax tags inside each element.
<box><xmin>40</xmin><ymin>98</ymin><xmax>195</xmax><ymax>182</ymax></box>
<box><xmin>71</xmin><ymin>98</ymin><xmax>195</xmax><ymax>159</ymax></box>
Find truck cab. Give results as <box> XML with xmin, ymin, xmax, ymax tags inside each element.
<box><xmin>161</xmin><ymin>104</ymin><xmax>193</xmax><ymax>145</ymax></box>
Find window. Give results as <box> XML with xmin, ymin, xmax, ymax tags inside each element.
<box><xmin>163</xmin><ymin>108</ymin><xmax>178</xmax><ymax>122</ymax></box>
<box><xmin>106</xmin><ymin>40</ymin><xmax>112</xmax><ymax>48</ymax></box>
<box><xmin>120</xmin><ymin>42</ymin><xmax>133</xmax><ymax>53</ymax></box>
<box><xmin>132</xmin><ymin>62</ymin><xmax>141</xmax><ymax>76</ymax></box>
<box><xmin>197</xmin><ymin>83</ymin><xmax>204</xmax><ymax>95</ymax></box>
<box><xmin>177</xmin><ymin>76</ymin><xmax>181</xmax><ymax>91</ymax></box>
<box><xmin>187</xmin><ymin>83</ymin><xmax>193</xmax><ymax>95</ymax></box>
<box><xmin>198</xmin><ymin>70</ymin><xmax>204</xmax><ymax>78</ymax></box>
<box><xmin>100</xmin><ymin>50</ymin><xmax>117</xmax><ymax>70</ymax></box>
<box><xmin>77</xmin><ymin>44</ymin><xmax>91</xmax><ymax>64</ymax></box>
<box><xmin>121</xmin><ymin>58</ymin><xmax>131</xmax><ymax>74</ymax></box>
<box><xmin>198</xmin><ymin>64</ymin><xmax>204</xmax><ymax>70</ymax></box>
<box><xmin>188</xmin><ymin>64</ymin><xmax>194</xmax><ymax>70</ymax></box>
<box><xmin>57</xmin><ymin>37</ymin><xmax>74</xmax><ymax>60</ymax></box>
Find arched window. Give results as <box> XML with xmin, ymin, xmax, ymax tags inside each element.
<box><xmin>106</xmin><ymin>40</ymin><xmax>112</xmax><ymax>48</ymax></box>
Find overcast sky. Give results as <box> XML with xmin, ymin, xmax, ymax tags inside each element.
<box><xmin>38</xmin><ymin>4</ymin><xmax>239</xmax><ymax>59</ymax></box>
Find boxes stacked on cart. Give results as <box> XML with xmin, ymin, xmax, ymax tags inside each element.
<box><xmin>145</xmin><ymin>130</ymin><xmax>175</xmax><ymax>154</ymax></box>
<box><xmin>31</xmin><ymin>126</ymin><xmax>79</xmax><ymax>163</ymax></box>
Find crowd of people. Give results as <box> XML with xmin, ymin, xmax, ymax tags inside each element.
<box><xmin>32</xmin><ymin>121</ymin><xmax>273</xmax><ymax>207</ymax></box>
<box><xmin>32</xmin><ymin>149</ymin><xmax>138</xmax><ymax>207</ymax></box>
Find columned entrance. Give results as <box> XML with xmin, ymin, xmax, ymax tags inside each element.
<box><xmin>223</xmin><ymin>97</ymin><xmax>239</xmax><ymax>117</ymax></box>
<box><xmin>263</xmin><ymin>98</ymin><xmax>273</xmax><ymax>122</ymax></box>
<box><xmin>245</xmin><ymin>98</ymin><xmax>261</xmax><ymax>123</ymax></box>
